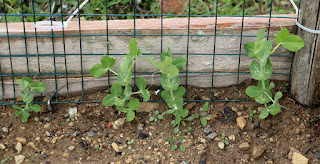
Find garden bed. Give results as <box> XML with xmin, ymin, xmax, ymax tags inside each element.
<box><xmin>1</xmin><ymin>79</ymin><xmax>319</xmax><ymax>163</ymax></box>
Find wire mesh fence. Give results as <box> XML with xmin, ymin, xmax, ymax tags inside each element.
<box><xmin>0</xmin><ymin>0</ymin><xmax>300</xmax><ymax>105</ymax></box>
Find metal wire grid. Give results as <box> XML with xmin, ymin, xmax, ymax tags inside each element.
<box><xmin>0</xmin><ymin>0</ymin><xmax>301</xmax><ymax>105</ymax></box>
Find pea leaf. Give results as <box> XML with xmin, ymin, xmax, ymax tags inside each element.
<box><xmin>13</xmin><ymin>105</ymin><xmax>23</xmax><ymax>110</ymax></box>
<box><xmin>179</xmin><ymin>109</ymin><xmax>189</xmax><ymax>118</ymax></box>
<box><xmin>180</xmin><ymin>145</ymin><xmax>186</xmax><ymax>151</ymax></box>
<box><xmin>101</xmin><ymin>55</ymin><xmax>115</xmax><ymax>68</ymax></box>
<box><xmin>149</xmin><ymin>116</ymin><xmax>155</xmax><ymax>121</ymax></box>
<box><xmin>174</xmin><ymin>86</ymin><xmax>185</xmax><ymax>98</ymax></box>
<box><xmin>117</xmin><ymin>71</ymin><xmax>133</xmax><ymax>86</ymax></box>
<box><xmin>269</xmin><ymin>103</ymin><xmax>281</xmax><ymax>115</ymax></box>
<box><xmin>162</xmin><ymin>109</ymin><xmax>175</xmax><ymax>115</ymax></box>
<box><xmin>161</xmin><ymin>90</ymin><xmax>171</xmax><ymax>100</ymax></box>
<box><xmin>30</xmin><ymin>104</ymin><xmax>41</xmax><ymax>112</ymax></box>
<box><xmin>258</xmin><ymin>107</ymin><xmax>269</xmax><ymax>119</ymax></box>
<box><xmin>127</xmin><ymin>98</ymin><xmax>140</xmax><ymax>111</ymax></box>
<box><xmin>246</xmin><ymin>86</ymin><xmax>261</xmax><ymax>98</ymax></box>
<box><xmin>21</xmin><ymin>90</ymin><xmax>33</xmax><ymax>104</ymax></box>
<box><xmin>171</xmin><ymin>145</ymin><xmax>178</xmax><ymax>151</ymax></box>
<box><xmin>16</xmin><ymin>78</ymin><xmax>31</xmax><ymax>89</ymax></box>
<box><xmin>175</xmin><ymin>116</ymin><xmax>182</xmax><ymax>125</ymax></box>
<box><xmin>129</xmin><ymin>38</ymin><xmax>137</xmax><ymax>56</ymax></box>
<box><xmin>184</xmin><ymin>116</ymin><xmax>195</xmax><ymax>121</ymax></box>
<box><xmin>90</xmin><ymin>64</ymin><xmax>109</xmax><ymax>78</ymax></box>
<box><xmin>244</xmin><ymin>42</ymin><xmax>256</xmax><ymax>58</ymax></box>
<box><xmin>141</xmin><ymin>89</ymin><xmax>150</xmax><ymax>102</ymax></box>
<box><xmin>137</xmin><ymin>77</ymin><xmax>147</xmax><ymax>90</ymax></box>
<box><xmin>275</xmin><ymin>27</ymin><xmax>290</xmax><ymax>44</ymax></box>
<box><xmin>118</xmin><ymin>56</ymin><xmax>132</xmax><ymax>73</ymax></box>
<box><xmin>165</xmin><ymin>65</ymin><xmax>179</xmax><ymax>79</ymax></box>
<box><xmin>103</xmin><ymin>94</ymin><xmax>116</xmax><ymax>106</ymax></box>
<box><xmin>256</xmin><ymin>28</ymin><xmax>265</xmax><ymax>42</ymax></box>
<box><xmin>250</xmin><ymin>60</ymin><xmax>263</xmax><ymax>80</ymax></box>
<box><xmin>174</xmin><ymin>126</ymin><xmax>180</xmax><ymax>133</ymax></box>
<box><xmin>21</xmin><ymin>110</ymin><xmax>30</xmax><ymax>122</ymax></box>
<box><xmin>275</xmin><ymin>28</ymin><xmax>304</xmax><ymax>51</ymax></box>
<box><xmin>255</xmin><ymin>92</ymin><xmax>272</xmax><ymax>104</ymax></box>
<box><xmin>126</xmin><ymin>109</ymin><xmax>135</xmax><ymax>122</ymax></box>
<box><xmin>173</xmin><ymin>57</ymin><xmax>187</xmax><ymax>70</ymax></box>
<box><xmin>262</xmin><ymin>59</ymin><xmax>273</xmax><ymax>80</ymax></box>
<box><xmin>110</xmin><ymin>82</ymin><xmax>122</xmax><ymax>97</ymax></box>
<box><xmin>30</xmin><ymin>81</ymin><xmax>46</xmax><ymax>93</ymax></box>
<box><xmin>158</xmin><ymin>115</ymin><xmax>163</xmax><ymax>119</ymax></box>
<box><xmin>274</xmin><ymin>91</ymin><xmax>282</xmax><ymax>102</ymax></box>
<box><xmin>160</xmin><ymin>75</ymin><xmax>179</xmax><ymax>90</ymax></box>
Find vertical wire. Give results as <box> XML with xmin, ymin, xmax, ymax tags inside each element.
<box><xmin>106</xmin><ymin>0</ymin><xmax>111</xmax><ymax>93</ymax></box>
<box><xmin>160</xmin><ymin>0</ymin><xmax>164</xmax><ymax>102</ymax></box>
<box><xmin>21</xmin><ymin>0</ymin><xmax>30</xmax><ymax>74</ymax></box>
<box><xmin>0</xmin><ymin>63</ymin><xmax>4</xmax><ymax>103</ymax></box>
<box><xmin>31</xmin><ymin>0</ymin><xmax>43</xmax><ymax>99</ymax></box>
<box><xmin>266</xmin><ymin>0</ymin><xmax>273</xmax><ymax>40</ymax></box>
<box><xmin>185</xmin><ymin>0</ymin><xmax>191</xmax><ymax>102</ymax></box>
<box><xmin>3</xmin><ymin>0</ymin><xmax>16</xmax><ymax>102</ymax></box>
<box><xmin>133</xmin><ymin>0</ymin><xmax>137</xmax><ymax>90</ymax></box>
<box><xmin>49</xmin><ymin>0</ymin><xmax>58</xmax><ymax>101</ymax></box>
<box><xmin>236</xmin><ymin>0</ymin><xmax>246</xmax><ymax>100</ymax></box>
<box><xmin>77</xmin><ymin>0</ymin><xmax>84</xmax><ymax>101</ymax></box>
<box><xmin>60</xmin><ymin>0</ymin><xmax>69</xmax><ymax>98</ymax></box>
<box><xmin>288</xmin><ymin>0</ymin><xmax>302</xmax><ymax>89</ymax></box>
<box><xmin>211</xmin><ymin>0</ymin><xmax>218</xmax><ymax>101</ymax></box>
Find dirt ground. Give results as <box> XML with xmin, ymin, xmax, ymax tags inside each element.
<box><xmin>0</xmin><ymin>79</ymin><xmax>320</xmax><ymax>164</ymax></box>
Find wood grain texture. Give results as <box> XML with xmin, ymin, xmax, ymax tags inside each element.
<box><xmin>0</xmin><ymin>15</ymin><xmax>297</xmax><ymax>99</ymax></box>
<box><xmin>291</xmin><ymin>0</ymin><xmax>320</xmax><ymax>105</ymax></box>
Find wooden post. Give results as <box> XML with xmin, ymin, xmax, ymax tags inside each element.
<box><xmin>291</xmin><ymin>0</ymin><xmax>320</xmax><ymax>106</ymax></box>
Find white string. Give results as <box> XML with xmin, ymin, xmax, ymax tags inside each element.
<box><xmin>290</xmin><ymin>0</ymin><xmax>320</xmax><ymax>34</ymax></box>
<box><xmin>34</xmin><ymin>0</ymin><xmax>89</xmax><ymax>29</ymax></box>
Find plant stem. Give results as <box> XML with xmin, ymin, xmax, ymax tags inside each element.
<box><xmin>269</xmin><ymin>43</ymin><xmax>281</xmax><ymax>56</ymax></box>
<box><xmin>109</xmin><ymin>69</ymin><xmax>118</xmax><ymax>76</ymax></box>
<box><xmin>167</xmin><ymin>76</ymin><xmax>181</xmax><ymax>121</ymax></box>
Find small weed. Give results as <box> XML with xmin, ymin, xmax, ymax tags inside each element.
<box><xmin>166</xmin><ymin>136</ymin><xmax>185</xmax><ymax>151</ymax></box>
<box><xmin>199</xmin><ymin>102</ymin><xmax>213</xmax><ymax>127</ymax></box>
<box><xmin>249</xmin><ymin>110</ymin><xmax>257</xmax><ymax>120</ymax></box>
<box><xmin>149</xmin><ymin>110</ymin><xmax>163</xmax><ymax>123</ymax></box>
<box><xmin>1</xmin><ymin>153</ymin><xmax>14</xmax><ymax>163</ymax></box>
<box><xmin>94</xmin><ymin>145</ymin><xmax>103</xmax><ymax>152</ymax></box>
<box><xmin>221</xmin><ymin>133</ymin><xmax>229</xmax><ymax>145</ymax></box>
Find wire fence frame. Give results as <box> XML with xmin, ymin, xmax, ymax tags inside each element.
<box><xmin>0</xmin><ymin>0</ymin><xmax>301</xmax><ymax>106</ymax></box>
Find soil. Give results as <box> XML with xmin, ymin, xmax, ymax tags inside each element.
<box><xmin>1</xmin><ymin>79</ymin><xmax>320</xmax><ymax>164</ymax></box>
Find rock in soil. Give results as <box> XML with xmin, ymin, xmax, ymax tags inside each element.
<box><xmin>137</xmin><ymin>102</ymin><xmax>159</xmax><ymax>112</ymax></box>
<box><xmin>0</xmin><ymin>143</ymin><xmax>6</xmax><ymax>150</ymax></box>
<box><xmin>68</xmin><ymin>146</ymin><xmax>75</xmax><ymax>151</ymax></box>
<box><xmin>199</xmin><ymin>160</ymin><xmax>206</xmax><ymax>164</ymax></box>
<box><xmin>138</xmin><ymin>132</ymin><xmax>149</xmax><ymax>139</ymax></box>
<box><xmin>112</xmin><ymin>142</ymin><xmax>119</xmax><ymax>152</ymax></box>
<box><xmin>2</xmin><ymin>127</ymin><xmax>8</xmax><ymax>133</ymax></box>
<box><xmin>207</xmin><ymin>133</ymin><xmax>216</xmax><ymax>140</ymax></box>
<box><xmin>15</xmin><ymin>142</ymin><xmax>22</xmax><ymax>153</ymax></box>
<box><xmin>292</xmin><ymin>152</ymin><xmax>308</xmax><ymax>164</ymax></box>
<box><xmin>15</xmin><ymin>155</ymin><xmax>25</xmax><ymax>164</ymax></box>
<box><xmin>229</xmin><ymin>135</ymin><xmax>236</xmax><ymax>142</ymax></box>
<box><xmin>239</xmin><ymin>142</ymin><xmax>250</xmax><ymax>151</ymax></box>
<box><xmin>27</xmin><ymin>142</ymin><xmax>39</xmax><ymax>151</ymax></box>
<box><xmin>196</xmin><ymin>144</ymin><xmax>207</xmax><ymax>156</ymax></box>
<box><xmin>236</xmin><ymin>116</ymin><xmax>246</xmax><ymax>130</ymax></box>
<box><xmin>288</xmin><ymin>147</ymin><xmax>301</xmax><ymax>160</ymax></box>
<box><xmin>218</xmin><ymin>142</ymin><xmax>225</xmax><ymax>150</ymax></box>
<box><xmin>315</xmin><ymin>152</ymin><xmax>320</xmax><ymax>159</ymax></box>
<box><xmin>252</xmin><ymin>145</ymin><xmax>266</xmax><ymax>159</ymax></box>
<box><xmin>113</xmin><ymin>118</ymin><xmax>126</xmax><ymax>130</ymax></box>
<box><xmin>87</xmin><ymin>131</ymin><xmax>94</xmax><ymax>137</ymax></box>
<box><xmin>204</xmin><ymin>125</ymin><xmax>212</xmax><ymax>134</ymax></box>
<box><xmin>15</xmin><ymin>137</ymin><xmax>27</xmax><ymax>144</ymax></box>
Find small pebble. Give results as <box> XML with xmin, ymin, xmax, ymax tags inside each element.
<box><xmin>87</xmin><ymin>131</ymin><xmax>94</xmax><ymax>137</ymax></box>
<box><xmin>137</xmin><ymin>126</ymin><xmax>143</xmax><ymax>131</ymax></box>
<box><xmin>42</xmin><ymin>154</ymin><xmax>48</xmax><ymax>158</ymax></box>
<box><xmin>45</xmin><ymin>161</ymin><xmax>51</xmax><ymax>164</ymax></box>
<box><xmin>44</xmin><ymin>117</ymin><xmax>51</xmax><ymax>122</ymax></box>
<box><xmin>72</xmin><ymin>132</ymin><xmax>77</xmax><ymax>138</ymax></box>
<box><xmin>116</xmin><ymin>138</ymin><xmax>122</xmax><ymax>144</ymax></box>
<box><xmin>2</xmin><ymin>127</ymin><xmax>9</xmax><ymax>133</ymax></box>
<box><xmin>315</xmin><ymin>152</ymin><xmax>320</xmax><ymax>159</ymax></box>
<box><xmin>45</xmin><ymin>131</ymin><xmax>51</xmax><ymax>137</ymax></box>
<box><xmin>68</xmin><ymin>146</ymin><xmax>75</xmax><ymax>151</ymax></box>
<box><xmin>207</xmin><ymin>133</ymin><xmax>216</xmax><ymax>139</ymax></box>
<box><xmin>138</xmin><ymin>132</ymin><xmax>149</xmax><ymax>139</ymax></box>
<box><xmin>218</xmin><ymin>142</ymin><xmax>225</xmax><ymax>149</ymax></box>
<box><xmin>199</xmin><ymin>160</ymin><xmax>206</xmax><ymax>164</ymax></box>
<box><xmin>204</xmin><ymin>125</ymin><xmax>212</xmax><ymax>134</ymax></box>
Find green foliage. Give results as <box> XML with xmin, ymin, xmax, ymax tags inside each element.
<box><xmin>13</xmin><ymin>77</ymin><xmax>46</xmax><ymax>122</ymax></box>
<box><xmin>244</xmin><ymin>28</ymin><xmax>304</xmax><ymax>119</ymax></box>
<box><xmin>221</xmin><ymin>133</ymin><xmax>229</xmax><ymax>145</ymax></box>
<box><xmin>90</xmin><ymin>38</ymin><xmax>150</xmax><ymax>122</ymax></box>
<box><xmin>166</xmin><ymin>136</ymin><xmax>185</xmax><ymax>151</ymax></box>
<box><xmin>148</xmin><ymin>45</ymin><xmax>198</xmax><ymax>133</ymax></box>
<box><xmin>249</xmin><ymin>110</ymin><xmax>257</xmax><ymax>120</ymax></box>
<box><xmin>199</xmin><ymin>102</ymin><xmax>213</xmax><ymax>127</ymax></box>
<box><xmin>149</xmin><ymin>110</ymin><xmax>163</xmax><ymax>123</ymax></box>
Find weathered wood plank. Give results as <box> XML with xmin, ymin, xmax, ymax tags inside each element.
<box><xmin>0</xmin><ymin>15</ymin><xmax>296</xmax><ymax>99</ymax></box>
<box><xmin>291</xmin><ymin>0</ymin><xmax>320</xmax><ymax>106</ymax></box>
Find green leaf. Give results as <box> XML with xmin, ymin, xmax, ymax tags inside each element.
<box><xmin>250</xmin><ymin>60</ymin><xmax>263</xmax><ymax>80</ymax></box>
<box><xmin>246</xmin><ymin>86</ymin><xmax>261</xmax><ymax>98</ymax></box>
<box><xmin>136</xmin><ymin>77</ymin><xmax>147</xmax><ymax>90</ymax></box>
<box><xmin>21</xmin><ymin>90</ymin><xmax>33</xmax><ymax>104</ymax></box>
<box><xmin>101</xmin><ymin>55</ymin><xmax>115</xmax><ymax>68</ymax></box>
<box><xmin>21</xmin><ymin>110</ymin><xmax>30</xmax><ymax>122</ymax></box>
<box><xmin>13</xmin><ymin>105</ymin><xmax>22</xmax><ymax>110</ymax></box>
<box><xmin>256</xmin><ymin>40</ymin><xmax>272</xmax><ymax>67</ymax></box>
<box><xmin>30</xmin><ymin>104</ymin><xmax>41</xmax><ymax>112</ymax></box>
<box><xmin>129</xmin><ymin>38</ymin><xmax>138</xmax><ymax>56</ymax></box>
<box><xmin>180</xmin><ymin>145</ymin><xmax>186</xmax><ymax>151</ymax></box>
<box><xmin>177</xmin><ymin>136</ymin><xmax>184</xmax><ymax>142</ymax></box>
<box><xmin>274</xmin><ymin>91</ymin><xmax>282</xmax><ymax>102</ymax></box>
<box><xmin>157</xmin><ymin>115</ymin><xmax>163</xmax><ymax>119</ymax></box>
<box><xmin>161</xmin><ymin>90</ymin><xmax>171</xmax><ymax>100</ymax></box>
<box><xmin>275</xmin><ymin>28</ymin><xmax>304</xmax><ymax>51</ymax></box>
<box><xmin>174</xmin><ymin>86</ymin><xmax>185</xmax><ymax>98</ymax></box>
<box><xmin>174</xmin><ymin>127</ymin><xmax>180</xmax><ymax>134</ymax></box>
<box><xmin>127</xmin><ymin>98</ymin><xmax>140</xmax><ymax>111</ymax></box>
<box><xmin>171</xmin><ymin>145</ymin><xmax>178</xmax><ymax>151</ymax></box>
<box><xmin>244</xmin><ymin>42</ymin><xmax>256</xmax><ymax>58</ymax></box>
<box><xmin>115</xmin><ymin>98</ymin><xmax>125</xmax><ymax>106</ymax></box>
<box><xmin>146</xmin><ymin>57</ymin><xmax>164</xmax><ymax>71</ymax></box>
<box><xmin>165</xmin><ymin>65</ymin><xmax>179</xmax><ymax>79</ymax></box>
<box><xmin>117</xmin><ymin>106</ymin><xmax>128</xmax><ymax>113</ymax></box>
<box><xmin>268</xmin><ymin>82</ymin><xmax>275</xmax><ymax>90</ymax></box>
<box><xmin>103</xmin><ymin>94</ymin><xmax>116</xmax><ymax>106</ymax></box>
<box><xmin>160</xmin><ymin>75</ymin><xmax>179</xmax><ymax>90</ymax></box>
<box><xmin>200</xmin><ymin>117</ymin><xmax>207</xmax><ymax>127</ymax></box>
<box><xmin>173</xmin><ymin>57</ymin><xmax>187</xmax><ymax>70</ymax></box>
<box><xmin>110</xmin><ymin>82</ymin><xmax>122</xmax><ymax>97</ymax></box>
<box><xmin>126</xmin><ymin>110</ymin><xmax>135</xmax><ymax>122</ymax></box>
<box><xmin>258</xmin><ymin>107</ymin><xmax>269</xmax><ymax>119</ymax></box>
<box><xmin>31</xmin><ymin>82</ymin><xmax>46</xmax><ymax>93</ymax></box>
<box><xmin>180</xmin><ymin>109</ymin><xmax>189</xmax><ymax>118</ymax></box>
<box><xmin>184</xmin><ymin>116</ymin><xmax>194</xmax><ymax>121</ymax></box>
<box><xmin>202</xmin><ymin>102</ymin><xmax>209</xmax><ymax>111</ymax></box>
<box><xmin>90</xmin><ymin>64</ymin><xmax>109</xmax><ymax>78</ymax></box>
<box><xmin>123</xmin><ymin>85</ymin><xmax>132</xmax><ymax>98</ymax></box>
<box><xmin>255</xmin><ymin>92</ymin><xmax>272</xmax><ymax>104</ymax></box>
<box><xmin>141</xmin><ymin>89</ymin><xmax>150</xmax><ymax>102</ymax></box>
<box><xmin>16</xmin><ymin>78</ymin><xmax>31</xmax><ymax>89</ymax></box>
<box><xmin>256</xmin><ymin>28</ymin><xmax>265</xmax><ymax>42</ymax></box>
<box><xmin>162</xmin><ymin>109</ymin><xmax>175</xmax><ymax>115</ymax></box>
<box><xmin>149</xmin><ymin>116</ymin><xmax>155</xmax><ymax>121</ymax></box>
<box><xmin>262</xmin><ymin>59</ymin><xmax>273</xmax><ymax>80</ymax></box>
<box><xmin>137</xmin><ymin>49</ymin><xmax>142</xmax><ymax>58</ymax></box>
<box><xmin>166</xmin><ymin>137</ymin><xmax>174</xmax><ymax>142</ymax></box>
<box><xmin>269</xmin><ymin>103</ymin><xmax>281</xmax><ymax>115</ymax></box>
<box><xmin>192</xmin><ymin>114</ymin><xmax>199</xmax><ymax>118</ymax></box>
<box><xmin>155</xmin><ymin>110</ymin><xmax>159</xmax><ymax>115</ymax></box>
<box><xmin>118</xmin><ymin>56</ymin><xmax>132</xmax><ymax>73</ymax></box>
<box><xmin>117</xmin><ymin>71</ymin><xmax>132</xmax><ymax>86</ymax></box>
<box><xmin>175</xmin><ymin>116</ymin><xmax>182</xmax><ymax>125</ymax></box>
<box><xmin>15</xmin><ymin>110</ymin><xmax>21</xmax><ymax>116</ymax></box>
<box><xmin>155</xmin><ymin>118</ymin><xmax>158</xmax><ymax>123</ymax></box>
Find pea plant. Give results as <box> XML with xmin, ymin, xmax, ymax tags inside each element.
<box><xmin>244</xmin><ymin>27</ymin><xmax>304</xmax><ymax>119</ymax></box>
<box><xmin>199</xmin><ymin>102</ymin><xmax>213</xmax><ymax>127</ymax></box>
<box><xmin>13</xmin><ymin>77</ymin><xmax>46</xmax><ymax>122</ymax></box>
<box><xmin>147</xmin><ymin>45</ymin><xmax>198</xmax><ymax>133</ymax></box>
<box><xmin>90</xmin><ymin>38</ymin><xmax>150</xmax><ymax>122</ymax></box>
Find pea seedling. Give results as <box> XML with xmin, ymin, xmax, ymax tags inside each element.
<box><xmin>90</xmin><ymin>38</ymin><xmax>150</xmax><ymax>122</ymax></box>
<box><xmin>147</xmin><ymin>45</ymin><xmax>198</xmax><ymax>133</ymax></box>
<box><xmin>13</xmin><ymin>77</ymin><xmax>46</xmax><ymax>122</ymax></box>
<box><xmin>166</xmin><ymin>136</ymin><xmax>185</xmax><ymax>151</ymax></box>
<box><xmin>199</xmin><ymin>102</ymin><xmax>213</xmax><ymax>127</ymax></box>
<box><xmin>244</xmin><ymin>27</ymin><xmax>304</xmax><ymax>119</ymax></box>
<box><xmin>149</xmin><ymin>110</ymin><xmax>163</xmax><ymax>123</ymax></box>
<box><xmin>221</xmin><ymin>133</ymin><xmax>229</xmax><ymax>145</ymax></box>
<box><xmin>249</xmin><ymin>110</ymin><xmax>257</xmax><ymax>120</ymax></box>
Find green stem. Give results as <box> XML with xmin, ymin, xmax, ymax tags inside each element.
<box><xmin>109</xmin><ymin>69</ymin><xmax>118</xmax><ymax>76</ymax></box>
<box><xmin>167</xmin><ymin>76</ymin><xmax>181</xmax><ymax>120</ymax></box>
<box><xmin>269</xmin><ymin>43</ymin><xmax>281</xmax><ymax>56</ymax></box>
<box><xmin>264</xmin><ymin>92</ymin><xmax>275</xmax><ymax>103</ymax></box>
